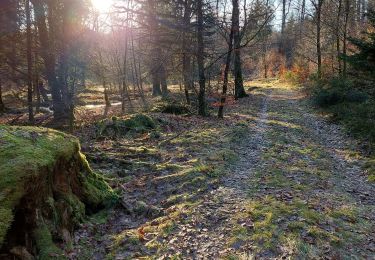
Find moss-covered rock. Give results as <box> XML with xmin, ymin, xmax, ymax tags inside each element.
<box><xmin>97</xmin><ymin>114</ymin><xmax>156</xmax><ymax>138</ymax></box>
<box><xmin>152</xmin><ymin>102</ymin><xmax>191</xmax><ymax>115</ymax></box>
<box><xmin>0</xmin><ymin>125</ymin><xmax>117</xmax><ymax>258</ymax></box>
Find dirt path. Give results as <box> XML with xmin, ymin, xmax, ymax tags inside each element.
<box><xmin>156</xmin><ymin>91</ymin><xmax>272</xmax><ymax>258</ymax></box>
<box><xmin>73</xmin><ymin>82</ymin><xmax>375</xmax><ymax>259</ymax></box>
<box><xmin>156</xmin><ymin>84</ymin><xmax>375</xmax><ymax>259</ymax></box>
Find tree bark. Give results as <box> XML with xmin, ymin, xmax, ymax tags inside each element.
<box><xmin>34</xmin><ymin>24</ymin><xmax>41</xmax><ymax>113</ymax></box>
<box><xmin>131</xmin><ymin>35</ymin><xmax>147</xmax><ymax>106</ymax></box>
<box><xmin>0</xmin><ymin>80</ymin><xmax>5</xmax><ymax>113</ymax></box>
<box><xmin>314</xmin><ymin>0</ymin><xmax>324</xmax><ymax>79</ymax></box>
<box><xmin>182</xmin><ymin>53</ymin><xmax>192</xmax><ymax>104</ymax></box>
<box><xmin>279</xmin><ymin>0</ymin><xmax>288</xmax><ymax>56</ymax></box>
<box><xmin>26</xmin><ymin>0</ymin><xmax>34</xmax><ymax>123</ymax></box>
<box><xmin>232</xmin><ymin>0</ymin><xmax>247</xmax><ymax>99</ymax></box>
<box><xmin>336</xmin><ymin>0</ymin><xmax>343</xmax><ymax>75</ymax></box>
<box><xmin>148</xmin><ymin>0</ymin><xmax>163</xmax><ymax>96</ymax></box>
<box><xmin>218</xmin><ymin>4</ymin><xmax>235</xmax><ymax>118</ymax></box>
<box><xmin>122</xmin><ymin>34</ymin><xmax>129</xmax><ymax>113</ymax></box>
<box><xmin>182</xmin><ymin>0</ymin><xmax>192</xmax><ymax>104</ymax></box>
<box><xmin>31</xmin><ymin>0</ymin><xmax>67</xmax><ymax>120</ymax></box>
<box><xmin>152</xmin><ymin>65</ymin><xmax>162</xmax><ymax>96</ymax></box>
<box><xmin>197</xmin><ymin>0</ymin><xmax>206</xmax><ymax>116</ymax></box>
<box><xmin>343</xmin><ymin>0</ymin><xmax>350</xmax><ymax>77</ymax></box>
<box><xmin>160</xmin><ymin>65</ymin><xmax>168</xmax><ymax>97</ymax></box>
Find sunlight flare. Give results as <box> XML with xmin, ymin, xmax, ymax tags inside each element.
<box><xmin>91</xmin><ymin>0</ymin><xmax>113</xmax><ymax>13</ymax></box>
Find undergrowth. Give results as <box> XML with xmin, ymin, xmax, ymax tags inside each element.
<box><xmin>310</xmin><ymin>77</ymin><xmax>375</xmax><ymax>182</ymax></box>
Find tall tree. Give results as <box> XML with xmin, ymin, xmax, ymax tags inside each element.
<box><xmin>147</xmin><ymin>0</ymin><xmax>168</xmax><ymax>97</ymax></box>
<box><xmin>232</xmin><ymin>0</ymin><xmax>247</xmax><ymax>99</ymax></box>
<box><xmin>26</xmin><ymin>0</ymin><xmax>34</xmax><ymax>123</ymax></box>
<box><xmin>344</xmin><ymin>9</ymin><xmax>375</xmax><ymax>81</ymax></box>
<box><xmin>197</xmin><ymin>0</ymin><xmax>206</xmax><ymax>116</ymax></box>
<box><xmin>218</xmin><ymin>0</ymin><xmax>236</xmax><ymax>118</ymax></box>
<box><xmin>182</xmin><ymin>0</ymin><xmax>193</xmax><ymax>104</ymax></box>
<box><xmin>311</xmin><ymin>0</ymin><xmax>324</xmax><ymax>79</ymax></box>
<box><xmin>31</xmin><ymin>0</ymin><xmax>67</xmax><ymax>120</ymax></box>
<box><xmin>336</xmin><ymin>0</ymin><xmax>343</xmax><ymax>75</ymax></box>
<box><xmin>343</xmin><ymin>0</ymin><xmax>350</xmax><ymax>77</ymax></box>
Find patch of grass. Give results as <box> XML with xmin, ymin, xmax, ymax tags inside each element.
<box><xmin>111</xmin><ymin>230</ymin><xmax>141</xmax><ymax>252</ymax></box>
<box><xmin>208</xmin><ymin>148</ymin><xmax>238</xmax><ymax>164</ymax></box>
<box><xmin>230</xmin><ymin>121</ymin><xmax>249</xmax><ymax>143</ymax></box>
<box><xmin>161</xmin><ymin>221</ymin><xmax>177</xmax><ymax>236</ymax></box>
<box><xmin>328</xmin><ymin>205</ymin><xmax>358</xmax><ymax>223</ymax></box>
<box><xmin>155</xmin><ymin>162</ymin><xmax>184</xmax><ymax>172</ymax></box>
<box><xmin>364</xmin><ymin>158</ymin><xmax>375</xmax><ymax>182</ymax></box>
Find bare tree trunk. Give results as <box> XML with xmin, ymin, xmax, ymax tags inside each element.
<box><xmin>343</xmin><ymin>0</ymin><xmax>350</xmax><ymax>77</ymax></box>
<box><xmin>26</xmin><ymin>0</ymin><xmax>34</xmax><ymax>123</ymax></box>
<box><xmin>152</xmin><ymin>66</ymin><xmax>162</xmax><ymax>96</ymax></box>
<box><xmin>104</xmin><ymin>81</ymin><xmax>111</xmax><ymax>107</ymax></box>
<box><xmin>218</xmin><ymin>5</ymin><xmax>235</xmax><ymax>119</ymax></box>
<box><xmin>147</xmin><ymin>0</ymin><xmax>163</xmax><ymax>96</ymax></box>
<box><xmin>232</xmin><ymin>0</ymin><xmax>247</xmax><ymax>99</ymax></box>
<box><xmin>263</xmin><ymin>49</ymin><xmax>268</xmax><ymax>79</ymax></box>
<box><xmin>182</xmin><ymin>53</ymin><xmax>191</xmax><ymax>104</ymax></box>
<box><xmin>0</xmin><ymin>80</ymin><xmax>5</xmax><ymax>113</ymax></box>
<box><xmin>34</xmin><ymin>26</ymin><xmax>41</xmax><ymax>113</ymax></box>
<box><xmin>31</xmin><ymin>0</ymin><xmax>66</xmax><ymax>120</ymax></box>
<box><xmin>361</xmin><ymin>0</ymin><xmax>366</xmax><ymax>23</ymax></box>
<box><xmin>197</xmin><ymin>0</ymin><xmax>206</xmax><ymax>116</ymax></box>
<box><xmin>182</xmin><ymin>0</ymin><xmax>192</xmax><ymax>104</ymax></box>
<box><xmin>299</xmin><ymin>0</ymin><xmax>306</xmax><ymax>40</ymax></box>
<box><xmin>314</xmin><ymin>0</ymin><xmax>324</xmax><ymax>79</ymax></box>
<box><xmin>336</xmin><ymin>0</ymin><xmax>343</xmax><ymax>75</ymax></box>
<box><xmin>122</xmin><ymin>35</ymin><xmax>129</xmax><ymax>114</ymax></box>
<box><xmin>280</xmin><ymin>0</ymin><xmax>287</xmax><ymax>55</ymax></box>
<box><xmin>131</xmin><ymin>35</ymin><xmax>147</xmax><ymax>106</ymax></box>
<box><xmin>160</xmin><ymin>65</ymin><xmax>168</xmax><ymax>97</ymax></box>
<box><xmin>357</xmin><ymin>0</ymin><xmax>362</xmax><ymax>24</ymax></box>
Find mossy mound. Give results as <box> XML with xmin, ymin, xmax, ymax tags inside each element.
<box><xmin>152</xmin><ymin>102</ymin><xmax>191</xmax><ymax>115</ymax></box>
<box><xmin>97</xmin><ymin>114</ymin><xmax>156</xmax><ymax>138</ymax></box>
<box><xmin>0</xmin><ymin>125</ymin><xmax>117</xmax><ymax>258</ymax></box>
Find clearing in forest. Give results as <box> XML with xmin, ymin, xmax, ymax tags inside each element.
<box><xmin>72</xmin><ymin>80</ymin><xmax>375</xmax><ymax>259</ymax></box>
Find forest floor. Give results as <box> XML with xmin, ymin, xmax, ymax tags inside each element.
<box><xmin>71</xmin><ymin>80</ymin><xmax>375</xmax><ymax>259</ymax></box>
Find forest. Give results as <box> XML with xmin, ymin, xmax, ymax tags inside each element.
<box><xmin>0</xmin><ymin>0</ymin><xmax>374</xmax><ymax>259</ymax></box>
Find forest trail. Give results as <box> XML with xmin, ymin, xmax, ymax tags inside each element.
<box><xmin>158</xmin><ymin>84</ymin><xmax>375</xmax><ymax>259</ymax></box>
<box><xmin>73</xmin><ymin>82</ymin><xmax>375</xmax><ymax>259</ymax></box>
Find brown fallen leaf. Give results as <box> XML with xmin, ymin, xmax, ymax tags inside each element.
<box><xmin>138</xmin><ymin>226</ymin><xmax>146</xmax><ymax>241</ymax></box>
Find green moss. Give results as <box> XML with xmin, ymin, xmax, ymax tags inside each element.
<box><xmin>208</xmin><ymin>148</ymin><xmax>238</xmax><ymax>163</ymax></box>
<box><xmin>98</xmin><ymin>114</ymin><xmax>156</xmax><ymax>138</ymax></box>
<box><xmin>0</xmin><ymin>125</ymin><xmax>117</xmax><ymax>252</ymax></box>
<box><xmin>122</xmin><ymin>114</ymin><xmax>156</xmax><ymax>130</ymax></box>
<box><xmin>152</xmin><ymin>102</ymin><xmax>191</xmax><ymax>115</ymax></box>
<box><xmin>90</xmin><ymin>210</ymin><xmax>110</xmax><ymax>225</ymax></box>
<box><xmin>0</xmin><ymin>125</ymin><xmax>78</xmax><ymax>246</ymax></box>
<box><xmin>79</xmin><ymin>153</ymin><xmax>119</xmax><ymax>209</ymax></box>
<box><xmin>60</xmin><ymin>194</ymin><xmax>86</xmax><ymax>226</ymax></box>
<box><xmin>34</xmin><ymin>223</ymin><xmax>66</xmax><ymax>260</ymax></box>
